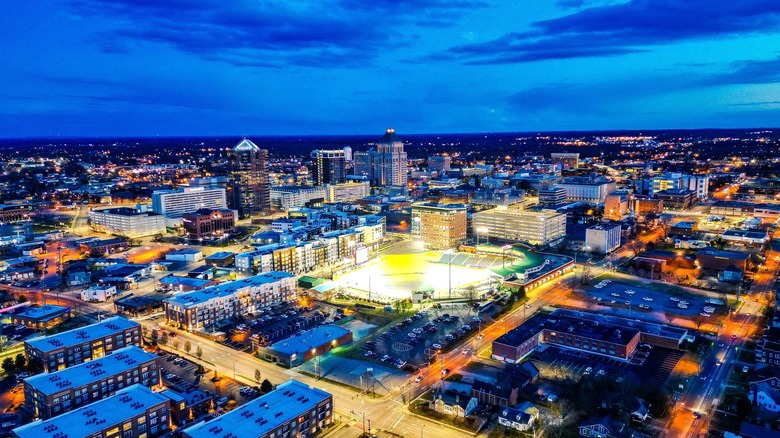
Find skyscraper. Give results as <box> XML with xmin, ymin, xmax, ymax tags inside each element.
<box><xmin>372</xmin><ymin>128</ymin><xmax>408</xmax><ymax>188</ymax></box>
<box><xmin>311</xmin><ymin>149</ymin><xmax>346</xmax><ymax>185</ymax></box>
<box><xmin>229</xmin><ymin>138</ymin><xmax>270</xmax><ymax>218</ymax></box>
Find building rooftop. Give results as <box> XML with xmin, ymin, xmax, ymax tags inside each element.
<box><xmin>696</xmin><ymin>248</ymin><xmax>750</xmax><ymax>260</ymax></box>
<box><xmin>26</xmin><ymin>316</ymin><xmax>140</xmax><ymax>353</ymax></box>
<box><xmin>12</xmin><ymin>384</ymin><xmax>168</xmax><ymax>438</ymax></box>
<box><xmin>164</xmin><ymin>272</ymin><xmax>294</xmax><ymax>309</ymax></box>
<box><xmin>160</xmin><ymin>276</ymin><xmax>212</xmax><ymax>288</ymax></box>
<box><xmin>494</xmin><ymin>311</ymin><xmax>641</xmax><ymax>349</ymax></box>
<box><xmin>205</xmin><ymin>251</ymin><xmax>235</xmax><ymax>260</ymax></box>
<box><xmin>266</xmin><ymin>325</ymin><xmax>351</xmax><ymax>356</ymax></box>
<box><xmin>167</xmin><ymin>248</ymin><xmax>203</xmax><ymax>256</ymax></box>
<box><xmin>81</xmin><ymin>237</ymin><xmax>127</xmax><ymax>247</ymax></box>
<box><xmin>13</xmin><ymin>305</ymin><xmax>69</xmax><ymax>321</ymax></box>
<box><xmin>182</xmin><ymin>380</ymin><xmax>330</xmax><ymax>438</ymax></box>
<box><xmin>23</xmin><ymin>346</ymin><xmax>157</xmax><ymax>396</ymax></box>
<box><xmin>233</xmin><ymin>138</ymin><xmax>260</xmax><ymax>152</ymax></box>
<box><xmin>91</xmin><ymin>207</ymin><xmax>160</xmax><ymax>217</ymax></box>
<box><xmin>723</xmin><ymin>229</ymin><xmax>768</xmax><ymax>239</ymax></box>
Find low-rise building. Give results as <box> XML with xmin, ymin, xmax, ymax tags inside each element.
<box><xmin>165</xmin><ymin>249</ymin><xmax>204</xmax><ymax>263</ymax></box>
<box><xmin>669</xmin><ymin>221</ymin><xmax>698</xmax><ymax>237</ymax></box>
<box><xmin>258</xmin><ymin>325</ymin><xmax>353</xmax><ymax>367</ymax></box>
<box><xmin>0</xmin><ymin>204</ymin><xmax>32</xmax><ymax>223</ymax></box>
<box><xmin>323</xmin><ymin>181</ymin><xmax>370</xmax><ymax>203</ymax></box>
<box><xmin>604</xmin><ymin>193</ymin><xmax>629</xmax><ymax>219</ymax></box>
<box><xmin>633</xmin><ymin>196</ymin><xmax>663</xmax><ymax>216</ymax></box>
<box><xmin>204</xmin><ymin>251</ymin><xmax>235</xmax><ymax>267</ymax></box>
<box><xmin>81</xmin><ymin>285</ymin><xmax>117</xmax><ymax>302</ymax></box>
<box><xmin>498</xmin><ymin>407</ymin><xmax>535</xmax><ymax>432</ymax></box>
<box><xmin>410</xmin><ymin>203</ymin><xmax>468</xmax><ymax>250</ymax></box>
<box><xmin>721</xmin><ymin>228</ymin><xmax>769</xmax><ymax>246</ymax></box>
<box><xmin>696</xmin><ymin>248</ymin><xmax>750</xmax><ymax>272</ymax></box>
<box><xmin>22</xmin><ymin>346</ymin><xmax>161</xmax><ymax>419</ymax></box>
<box><xmin>163</xmin><ymin>272</ymin><xmax>296</xmax><ymax>331</ymax></box>
<box><xmin>10</xmin><ymin>305</ymin><xmax>70</xmax><ymax>329</ymax></box>
<box><xmin>24</xmin><ymin>316</ymin><xmax>141</xmax><ymax>372</ymax></box>
<box><xmin>270</xmin><ymin>186</ymin><xmax>326</xmax><ymax>210</ymax></box>
<box><xmin>656</xmin><ymin>188</ymin><xmax>696</xmax><ymax>210</ymax></box>
<box><xmin>80</xmin><ymin>238</ymin><xmax>128</xmax><ymax>256</ymax></box>
<box><xmin>181</xmin><ymin>379</ymin><xmax>333</xmax><ymax>438</ymax></box>
<box><xmin>13</xmin><ymin>384</ymin><xmax>171</xmax><ymax>438</ymax></box>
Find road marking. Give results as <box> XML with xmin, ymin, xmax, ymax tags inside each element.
<box><xmin>391</xmin><ymin>414</ymin><xmax>405</xmax><ymax>430</ymax></box>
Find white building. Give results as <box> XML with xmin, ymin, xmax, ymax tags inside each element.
<box><xmin>323</xmin><ymin>181</ymin><xmax>370</xmax><ymax>203</ymax></box>
<box><xmin>270</xmin><ymin>186</ymin><xmax>326</xmax><ymax>210</ymax></box>
<box><xmin>559</xmin><ymin>176</ymin><xmax>616</xmax><ymax>203</ymax></box>
<box><xmin>89</xmin><ymin>207</ymin><xmax>166</xmax><ymax>238</ymax></box>
<box><xmin>644</xmin><ymin>173</ymin><xmax>709</xmax><ymax>200</ymax></box>
<box><xmin>471</xmin><ymin>206</ymin><xmax>566</xmax><ymax>245</ymax></box>
<box><xmin>81</xmin><ymin>284</ymin><xmax>117</xmax><ymax>302</ymax></box>
<box><xmin>585</xmin><ymin>224</ymin><xmax>622</xmax><ymax>254</ymax></box>
<box><xmin>428</xmin><ymin>155</ymin><xmax>452</xmax><ymax>173</ymax></box>
<box><xmin>165</xmin><ymin>249</ymin><xmax>203</xmax><ymax>262</ymax></box>
<box><xmin>151</xmin><ymin>187</ymin><xmax>227</xmax><ymax>217</ymax></box>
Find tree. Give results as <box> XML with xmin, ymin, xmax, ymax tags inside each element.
<box><xmin>692</xmin><ymin>314</ymin><xmax>707</xmax><ymax>331</ymax></box>
<box><xmin>255</xmin><ymin>369</ymin><xmax>262</xmax><ymax>383</ymax></box>
<box><xmin>17</xmin><ymin>294</ymin><xmax>27</xmax><ymax>303</ymax></box>
<box><xmin>172</xmin><ymin>338</ymin><xmax>180</xmax><ymax>350</ymax></box>
<box><xmin>461</xmin><ymin>285</ymin><xmax>479</xmax><ymax>307</ymax></box>
<box><xmin>664</xmin><ymin>310</ymin><xmax>674</xmax><ymax>324</ymax></box>
<box><xmin>159</xmin><ymin>333</ymin><xmax>168</xmax><ymax>347</ymax></box>
<box><xmin>196</xmin><ymin>346</ymin><xmax>203</xmax><ymax>360</ymax></box>
<box><xmin>261</xmin><ymin>379</ymin><xmax>274</xmax><ymax>394</ymax></box>
<box><xmin>26</xmin><ymin>358</ymin><xmax>43</xmax><ymax>374</ymax></box>
<box><xmin>150</xmin><ymin>330</ymin><xmax>159</xmax><ymax>343</ymax></box>
<box><xmin>627</xmin><ymin>239</ymin><xmax>645</xmax><ymax>256</ymax></box>
<box><xmin>184</xmin><ymin>340</ymin><xmax>192</xmax><ymax>355</ymax></box>
<box><xmin>2</xmin><ymin>357</ymin><xmax>15</xmax><ymax>375</ymax></box>
<box><xmin>14</xmin><ymin>353</ymin><xmax>26</xmax><ymax>371</ymax></box>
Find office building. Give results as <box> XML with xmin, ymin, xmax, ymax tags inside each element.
<box><xmin>472</xmin><ymin>206</ymin><xmax>566</xmax><ymax>246</ymax></box>
<box><xmin>229</xmin><ymin>138</ymin><xmax>270</xmax><ymax>218</ymax></box>
<box><xmin>428</xmin><ymin>155</ymin><xmax>452</xmax><ymax>173</ymax></box>
<box><xmin>656</xmin><ymin>188</ymin><xmax>696</xmax><ymax>209</ymax></box>
<box><xmin>633</xmin><ymin>196</ymin><xmax>663</xmax><ymax>215</ymax></box>
<box><xmin>22</xmin><ymin>346</ymin><xmax>161</xmax><ymax>419</ymax></box>
<box><xmin>559</xmin><ymin>176</ymin><xmax>616</xmax><ymax>203</ymax></box>
<box><xmin>25</xmin><ymin>316</ymin><xmax>141</xmax><ymax>372</ymax></box>
<box><xmin>89</xmin><ymin>207</ymin><xmax>166</xmax><ymax>238</ymax></box>
<box><xmin>604</xmin><ymin>193</ymin><xmax>629</xmax><ymax>219</ymax></box>
<box><xmin>355</xmin><ymin>128</ymin><xmax>409</xmax><ymax>188</ymax></box>
<box><xmin>79</xmin><ymin>237</ymin><xmax>128</xmax><ymax>257</ymax></box>
<box><xmin>188</xmin><ymin>176</ymin><xmax>228</xmax><ymax>189</ymax></box>
<box><xmin>311</xmin><ymin>150</ymin><xmax>346</xmax><ymax>185</ymax></box>
<box><xmin>411</xmin><ymin>203</ymin><xmax>467</xmax><ymax>250</ymax></box>
<box><xmin>641</xmin><ymin>172</ymin><xmax>709</xmax><ymax>200</ymax></box>
<box><xmin>182</xmin><ymin>208</ymin><xmax>236</xmax><ymax>240</ymax></box>
<box><xmin>550</xmin><ymin>153</ymin><xmax>580</xmax><ymax>170</ymax></box>
<box><xmin>323</xmin><ymin>181</ymin><xmax>371</xmax><ymax>203</ymax></box>
<box><xmin>342</xmin><ymin>146</ymin><xmax>352</xmax><ymax>162</ymax></box>
<box><xmin>352</xmin><ymin>151</ymin><xmax>373</xmax><ymax>179</ymax></box>
<box><xmin>81</xmin><ymin>284</ymin><xmax>117</xmax><ymax>302</ymax></box>
<box><xmin>163</xmin><ymin>272</ymin><xmax>296</xmax><ymax>331</ymax></box>
<box><xmin>538</xmin><ymin>186</ymin><xmax>567</xmax><ymax>206</ymax></box>
<box><xmin>270</xmin><ymin>186</ymin><xmax>326</xmax><ymax>210</ymax></box>
<box><xmin>151</xmin><ymin>187</ymin><xmax>227</xmax><ymax>217</ymax></box>
<box><xmin>13</xmin><ymin>384</ymin><xmax>171</xmax><ymax>438</ymax></box>
<box><xmin>585</xmin><ymin>224</ymin><xmax>621</xmax><ymax>254</ymax></box>
<box><xmin>182</xmin><ymin>379</ymin><xmax>333</xmax><ymax>438</ymax></box>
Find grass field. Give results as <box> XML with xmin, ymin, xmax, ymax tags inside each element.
<box><xmin>334</xmin><ymin>251</ymin><xmax>492</xmax><ymax>301</ymax></box>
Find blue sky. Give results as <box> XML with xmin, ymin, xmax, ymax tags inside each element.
<box><xmin>1</xmin><ymin>0</ymin><xmax>779</xmax><ymax>137</ymax></box>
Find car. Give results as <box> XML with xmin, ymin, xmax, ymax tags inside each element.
<box><xmin>525</xmin><ymin>304</ymin><xmax>532</xmax><ymax>309</ymax></box>
<box><xmin>476</xmin><ymin>334</ymin><xmax>484</xmax><ymax>340</ymax></box>
<box><xmin>692</xmin><ymin>412</ymin><xmax>702</xmax><ymax>419</ymax></box>
<box><xmin>715</xmin><ymin>361</ymin><xmax>722</xmax><ymax>367</ymax></box>
<box><xmin>747</xmin><ymin>313</ymin><xmax>752</xmax><ymax>317</ymax></box>
<box><xmin>217</xmin><ymin>397</ymin><xmax>229</xmax><ymax>407</ymax></box>
<box><xmin>441</xmin><ymin>368</ymin><xmax>451</xmax><ymax>376</ymax></box>
<box><xmin>415</xmin><ymin>375</ymin><xmax>424</xmax><ymax>383</ymax></box>
<box><xmin>642</xmin><ymin>297</ymin><xmax>653</xmax><ymax>301</ymax></box>
<box><xmin>610</xmin><ymin>300</ymin><xmax>617</xmax><ymax>304</ymax></box>
<box><xmin>670</xmin><ymin>297</ymin><xmax>680</xmax><ymax>302</ymax></box>
<box><xmin>461</xmin><ymin>349</ymin><xmax>470</xmax><ymax>355</ymax></box>
<box><xmin>583</xmin><ymin>367</ymin><xmax>593</xmax><ymax>375</ymax></box>
<box><xmin>432</xmin><ymin>343</ymin><xmax>442</xmax><ymax>350</ymax></box>
<box><xmin>743</xmin><ymin>366</ymin><xmax>750</xmax><ymax>373</ymax></box>
<box><xmin>611</xmin><ymin>293</ymin><xmax>620</xmax><ymax>297</ymax></box>
<box><xmin>731</xmin><ymin>334</ymin><xmax>738</xmax><ymax>340</ymax></box>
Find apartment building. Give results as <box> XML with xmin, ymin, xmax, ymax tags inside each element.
<box><xmin>270</xmin><ymin>186</ymin><xmax>326</xmax><ymax>210</ymax></box>
<box><xmin>23</xmin><ymin>346</ymin><xmax>161</xmax><ymax>419</ymax></box>
<box><xmin>24</xmin><ymin>316</ymin><xmax>141</xmax><ymax>372</ymax></box>
<box><xmin>182</xmin><ymin>379</ymin><xmax>332</xmax><ymax>438</ymax></box>
<box><xmin>13</xmin><ymin>384</ymin><xmax>171</xmax><ymax>438</ymax></box>
<box><xmin>163</xmin><ymin>272</ymin><xmax>296</xmax><ymax>331</ymax></box>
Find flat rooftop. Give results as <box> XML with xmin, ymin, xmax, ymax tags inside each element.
<box><xmin>168</xmin><ymin>248</ymin><xmax>203</xmax><ymax>256</ymax></box>
<box><xmin>164</xmin><ymin>272</ymin><xmax>294</xmax><ymax>309</ymax></box>
<box><xmin>13</xmin><ymin>305</ymin><xmax>69</xmax><ymax>321</ymax></box>
<box><xmin>205</xmin><ymin>251</ymin><xmax>234</xmax><ymax>260</ymax></box>
<box><xmin>266</xmin><ymin>325</ymin><xmax>351</xmax><ymax>356</ymax></box>
<box><xmin>24</xmin><ymin>346</ymin><xmax>157</xmax><ymax>396</ymax></box>
<box><xmin>13</xmin><ymin>384</ymin><xmax>168</xmax><ymax>438</ymax></box>
<box><xmin>551</xmin><ymin>308</ymin><xmax>688</xmax><ymax>341</ymax></box>
<box><xmin>26</xmin><ymin>316</ymin><xmax>140</xmax><ymax>353</ymax></box>
<box><xmin>182</xmin><ymin>380</ymin><xmax>330</xmax><ymax>438</ymax></box>
<box><xmin>160</xmin><ymin>276</ymin><xmax>212</xmax><ymax>288</ymax></box>
<box><xmin>495</xmin><ymin>311</ymin><xmax>641</xmax><ymax>348</ymax></box>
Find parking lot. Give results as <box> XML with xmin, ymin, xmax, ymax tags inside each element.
<box><xmin>219</xmin><ymin>302</ymin><xmax>330</xmax><ymax>351</ymax></box>
<box><xmin>531</xmin><ymin>343</ymin><xmax>684</xmax><ymax>387</ymax></box>
<box><xmin>0</xmin><ymin>324</ymin><xmax>38</xmax><ymax>343</ymax></box>
<box><xmin>362</xmin><ymin>303</ymin><xmax>490</xmax><ymax>367</ymax></box>
<box><xmin>157</xmin><ymin>352</ymin><xmax>253</xmax><ymax>409</ymax></box>
<box><xmin>586</xmin><ymin>279</ymin><xmax>725</xmax><ymax>319</ymax></box>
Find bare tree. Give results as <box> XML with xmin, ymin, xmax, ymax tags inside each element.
<box><xmin>184</xmin><ymin>340</ymin><xmax>192</xmax><ymax>355</ymax></box>
<box><xmin>196</xmin><ymin>346</ymin><xmax>203</xmax><ymax>360</ymax></box>
<box><xmin>664</xmin><ymin>310</ymin><xmax>674</xmax><ymax>324</ymax></box>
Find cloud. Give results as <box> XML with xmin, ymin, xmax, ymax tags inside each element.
<box><xmin>437</xmin><ymin>0</ymin><xmax>780</xmax><ymax>64</ymax></box>
<box><xmin>65</xmin><ymin>0</ymin><xmax>487</xmax><ymax>68</ymax></box>
<box><xmin>702</xmin><ymin>55</ymin><xmax>780</xmax><ymax>85</ymax></box>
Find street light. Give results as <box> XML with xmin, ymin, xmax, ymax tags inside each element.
<box><xmin>421</xmin><ymin>424</ymin><xmax>426</xmax><ymax>438</ymax></box>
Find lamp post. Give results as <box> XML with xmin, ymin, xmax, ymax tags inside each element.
<box><xmin>232</xmin><ymin>359</ymin><xmax>237</xmax><ymax>381</ymax></box>
<box><xmin>421</xmin><ymin>424</ymin><xmax>426</xmax><ymax>438</ymax></box>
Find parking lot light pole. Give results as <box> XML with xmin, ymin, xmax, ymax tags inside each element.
<box><xmin>421</xmin><ymin>424</ymin><xmax>425</xmax><ymax>438</ymax></box>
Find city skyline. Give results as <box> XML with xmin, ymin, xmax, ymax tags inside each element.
<box><xmin>2</xmin><ymin>1</ymin><xmax>780</xmax><ymax>138</ymax></box>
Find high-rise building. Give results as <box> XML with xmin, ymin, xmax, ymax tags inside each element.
<box><xmin>551</xmin><ymin>153</ymin><xmax>580</xmax><ymax>170</ymax></box>
<box><xmin>343</xmin><ymin>146</ymin><xmax>353</xmax><ymax>162</ymax></box>
<box><xmin>353</xmin><ymin>151</ymin><xmax>373</xmax><ymax>179</ymax></box>
<box><xmin>373</xmin><ymin>128</ymin><xmax>408</xmax><ymax>188</ymax></box>
<box><xmin>229</xmin><ymin>138</ymin><xmax>270</xmax><ymax>218</ymax></box>
<box><xmin>151</xmin><ymin>187</ymin><xmax>228</xmax><ymax>217</ymax></box>
<box><xmin>411</xmin><ymin>203</ymin><xmax>467</xmax><ymax>250</ymax></box>
<box><xmin>311</xmin><ymin>150</ymin><xmax>346</xmax><ymax>185</ymax></box>
<box><xmin>471</xmin><ymin>206</ymin><xmax>566</xmax><ymax>245</ymax></box>
<box><xmin>538</xmin><ymin>186</ymin><xmax>567</xmax><ymax>206</ymax></box>
<box><xmin>428</xmin><ymin>155</ymin><xmax>452</xmax><ymax>173</ymax></box>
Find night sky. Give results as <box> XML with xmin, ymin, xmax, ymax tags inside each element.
<box><xmin>2</xmin><ymin>0</ymin><xmax>780</xmax><ymax>137</ymax></box>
